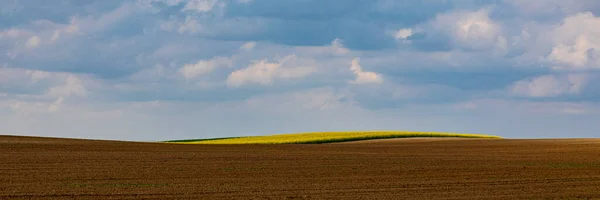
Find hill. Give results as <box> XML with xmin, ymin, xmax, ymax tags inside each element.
<box><xmin>166</xmin><ymin>131</ymin><xmax>501</xmax><ymax>144</ymax></box>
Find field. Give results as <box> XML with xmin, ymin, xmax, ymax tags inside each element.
<box><xmin>168</xmin><ymin>131</ymin><xmax>501</xmax><ymax>144</ymax></box>
<box><xmin>2</xmin><ymin>135</ymin><xmax>600</xmax><ymax>199</ymax></box>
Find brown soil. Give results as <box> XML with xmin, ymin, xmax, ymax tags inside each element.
<box><xmin>1</xmin><ymin>135</ymin><xmax>600</xmax><ymax>199</ymax></box>
<box><xmin>337</xmin><ymin>137</ymin><xmax>482</xmax><ymax>144</ymax></box>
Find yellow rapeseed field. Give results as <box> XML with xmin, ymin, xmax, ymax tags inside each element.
<box><xmin>173</xmin><ymin>131</ymin><xmax>501</xmax><ymax>144</ymax></box>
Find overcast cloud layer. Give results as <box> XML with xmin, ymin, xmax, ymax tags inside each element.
<box><xmin>1</xmin><ymin>0</ymin><xmax>600</xmax><ymax>141</ymax></box>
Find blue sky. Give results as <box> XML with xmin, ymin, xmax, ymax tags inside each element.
<box><xmin>1</xmin><ymin>0</ymin><xmax>600</xmax><ymax>141</ymax></box>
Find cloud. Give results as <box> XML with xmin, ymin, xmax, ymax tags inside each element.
<box><xmin>431</xmin><ymin>8</ymin><xmax>505</xmax><ymax>51</ymax></box>
<box><xmin>0</xmin><ymin>29</ymin><xmax>24</xmax><ymax>39</ymax></box>
<box><xmin>138</xmin><ymin>0</ymin><xmax>227</xmax><ymax>14</ymax></box>
<box><xmin>394</xmin><ymin>28</ymin><xmax>413</xmax><ymax>40</ymax></box>
<box><xmin>227</xmin><ymin>54</ymin><xmax>316</xmax><ymax>87</ymax></box>
<box><xmin>182</xmin><ymin>0</ymin><xmax>224</xmax><ymax>13</ymax></box>
<box><xmin>0</xmin><ymin>66</ymin><xmax>89</xmax><ymax>113</ymax></box>
<box><xmin>180</xmin><ymin>56</ymin><xmax>233</xmax><ymax>79</ymax></box>
<box><xmin>240</xmin><ymin>41</ymin><xmax>257</xmax><ymax>51</ymax></box>
<box><xmin>349</xmin><ymin>58</ymin><xmax>383</xmax><ymax>84</ymax></box>
<box><xmin>392</xmin><ymin>28</ymin><xmax>416</xmax><ymax>45</ymax></box>
<box><xmin>47</xmin><ymin>98</ymin><xmax>64</xmax><ymax>112</ymax></box>
<box><xmin>511</xmin><ymin>74</ymin><xmax>588</xmax><ymax>97</ymax></box>
<box><xmin>293</xmin><ymin>38</ymin><xmax>351</xmax><ymax>56</ymax></box>
<box><xmin>0</xmin><ymin>67</ymin><xmax>44</xmax><ymax>85</ymax></box>
<box><xmin>177</xmin><ymin>16</ymin><xmax>203</xmax><ymax>34</ymax></box>
<box><xmin>45</xmin><ymin>75</ymin><xmax>87</xmax><ymax>99</ymax></box>
<box><xmin>25</xmin><ymin>36</ymin><xmax>40</xmax><ymax>48</ymax></box>
<box><xmin>547</xmin><ymin>12</ymin><xmax>600</xmax><ymax>70</ymax></box>
<box><xmin>330</xmin><ymin>38</ymin><xmax>350</xmax><ymax>55</ymax></box>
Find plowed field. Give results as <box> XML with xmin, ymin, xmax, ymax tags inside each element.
<box><xmin>1</xmin><ymin>135</ymin><xmax>600</xmax><ymax>199</ymax></box>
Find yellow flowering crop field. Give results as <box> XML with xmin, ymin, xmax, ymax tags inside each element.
<box><xmin>168</xmin><ymin>131</ymin><xmax>501</xmax><ymax>144</ymax></box>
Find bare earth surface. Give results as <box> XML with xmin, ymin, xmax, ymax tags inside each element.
<box><xmin>1</xmin><ymin>135</ymin><xmax>600</xmax><ymax>199</ymax></box>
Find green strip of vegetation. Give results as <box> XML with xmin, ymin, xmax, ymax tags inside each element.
<box><xmin>162</xmin><ymin>136</ymin><xmax>241</xmax><ymax>143</ymax></box>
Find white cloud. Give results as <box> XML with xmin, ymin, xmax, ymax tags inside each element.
<box><xmin>511</xmin><ymin>74</ymin><xmax>588</xmax><ymax>97</ymax></box>
<box><xmin>62</xmin><ymin>17</ymin><xmax>81</xmax><ymax>34</ymax></box>
<box><xmin>182</xmin><ymin>0</ymin><xmax>223</xmax><ymax>13</ymax></box>
<box><xmin>32</xmin><ymin>17</ymin><xmax>81</xmax><ymax>44</ymax></box>
<box><xmin>0</xmin><ymin>18</ymin><xmax>81</xmax><ymax>57</ymax></box>
<box><xmin>0</xmin><ymin>8</ymin><xmax>103</xmax><ymax>57</ymax></box>
<box><xmin>240</xmin><ymin>41</ymin><xmax>257</xmax><ymax>51</ymax></box>
<box><xmin>160</xmin><ymin>16</ymin><xmax>203</xmax><ymax>34</ymax></box>
<box><xmin>0</xmin><ymin>68</ymin><xmax>85</xmax><ymax>100</ymax></box>
<box><xmin>293</xmin><ymin>38</ymin><xmax>350</xmax><ymax>56</ymax></box>
<box><xmin>349</xmin><ymin>58</ymin><xmax>383</xmax><ymax>84</ymax></box>
<box><xmin>178</xmin><ymin>16</ymin><xmax>202</xmax><ymax>34</ymax></box>
<box><xmin>0</xmin><ymin>67</ymin><xmax>43</xmax><ymax>85</ymax></box>
<box><xmin>0</xmin><ymin>68</ymin><xmax>87</xmax><ymax>96</ymax></box>
<box><xmin>432</xmin><ymin>8</ymin><xmax>504</xmax><ymax>50</ymax></box>
<box><xmin>547</xmin><ymin>12</ymin><xmax>600</xmax><ymax>70</ymax></box>
<box><xmin>331</xmin><ymin>38</ymin><xmax>349</xmax><ymax>55</ymax></box>
<box><xmin>138</xmin><ymin>0</ymin><xmax>226</xmax><ymax>13</ymax></box>
<box><xmin>46</xmin><ymin>75</ymin><xmax>87</xmax><ymax>98</ymax></box>
<box><xmin>0</xmin><ymin>67</ymin><xmax>88</xmax><ymax>114</ymax></box>
<box><xmin>137</xmin><ymin>0</ymin><xmax>183</xmax><ymax>7</ymax></box>
<box><xmin>0</xmin><ymin>29</ymin><xmax>25</xmax><ymax>39</ymax></box>
<box><xmin>395</xmin><ymin>28</ymin><xmax>413</xmax><ymax>40</ymax></box>
<box><xmin>25</xmin><ymin>36</ymin><xmax>41</xmax><ymax>48</ymax></box>
<box><xmin>50</xmin><ymin>30</ymin><xmax>60</xmax><ymax>42</ymax></box>
<box><xmin>180</xmin><ymin>56</ymin><xmax>233</xmax><ymax>79</ymax></box>
<box><xmin>48</xmin><ymin>98</ymin><xmax>64</xmax><ymax>112</ymax></box>
<box><xmin>227</xmin><ymin>54</ymin><xmax>316</xmax><ymax>87</ymax></box>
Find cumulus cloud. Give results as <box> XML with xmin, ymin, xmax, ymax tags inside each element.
<box><xmin>182</xmin><ymin>0</ymin><xmax>224</xmax><ymax>13</ymax></box>
<box><xmin>0</xmin><ymin>29</ymin><xmax>24</xmax><ymax>39</ymax></box>
<box><xmin>178</xmin><ymin>16</ymin><xmax>202</xmax><ymax>34</ymax></box>
<box><xmin>45</xmin><ymin>75</ymin><xmax>87</xmax><ymax>98</ymax></box>
<box><xmin>227</xmin><ymin>55</ymin><xmax>316</xmax><ymax>87</ymax></box>
<box><xmin>0</xmin><ymin>67</ymin><xmax>43</xmax><ymax>85</ymax></box>
<box><xmin>394</xmin><ymin>28</ymin><xmax>413</xmax><ymax>42</ymax></box>
<box><xmin>160</xmin><ymin>16</ymin><xmax>198</xmax><ymax>34</ymax></box>
<box><xmin>47</xmin><ymin>98</ymin><xmax>64</xmax><ymax>112</ymax></box>
<box><xmin>0</xmin><ymin>68</ymin><xmax>86</xmax><ymax>97</ymax></box>
<box><xmin>138</xmin><ymin>0</ymin><xmax>226</xmax><ymax>13</ymax></box>
<box><xmin>0</xmin><ymin>67</ymin><xmax>88</xmax><ymax>113</ymax></box>
<box><xmin>547</xmin><ymin>12</ymin><xmax>600</xmax><ymax>70</ymax></box>
<box><xmin>349</xmin><ymin>58</ymin><xmax>383</xmax><ymax>84</ymax></box>
<box><xmin>511</xmin><ymin>74</ymin><xmax>588</xmax><ymax>97</ymax></box>
<box><xmin>180</xmin><ymin>56</ymin><xmax>233</xmax><ymax>79</ymax></box>
<box><xmin>330</xmin><ymin>38</ymin><xmax>350</xmax><ymax>55</ymax></box>
<box><xmin>293</xmin><ymin>38</ymin><xmax>350</xmax><ymax>56</ymax></box>
<box><xmin>25</xmin><ymin>36</ymin><xmax>41</xmax><ymax>48</ymax></box>
<box><xmin>240</xmin><ymin>41</ymin><xmax>257</xmax><ymax>51</ymax></box>
<box><xmin>430</xmin><ymin>8</ymin><xmax>505</xmax><ymax>51</ymax></box>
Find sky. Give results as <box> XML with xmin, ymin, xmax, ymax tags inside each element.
<box><xmin>1</xmin><ymin>0</ymin><xmax>600</xmax><ymax>141</ymax></box>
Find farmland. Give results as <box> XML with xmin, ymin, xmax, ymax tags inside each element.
<box><xmin>168</xmin><ymin>131</ymin><xmax>501</xmax><ymax>144</ymax></box>
<box><xmin>2</xmin><ymin>135</ymin><xmax>600</xmax><ymax>199</ymax></box>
